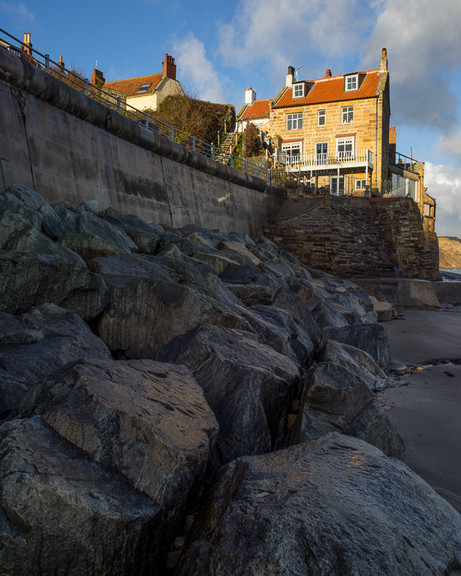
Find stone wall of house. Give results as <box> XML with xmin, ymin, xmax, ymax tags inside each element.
<box><xmin>264</xmin><ymin>195</ymin><xmax>440</xmax><ymax>281</ymax></box>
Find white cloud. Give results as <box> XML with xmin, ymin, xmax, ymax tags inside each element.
<box><xmin>219</xmin><ymin>0</ymin><xmax>375</xmax><ymax>88</ymax></box>
<box><xmin>172</xmin><ymin>33</ymin><xmax>226</xmax><ymax>103</ymax></box>
<box><xmin>363</xmin><ymin>0</ymin><xmax>461</xmax><ymax>130</ymax></box>
<box><xmin>425</xmin><ymin>162</ymin><xmax>461</xmax><ymax>237</ymax></box>
<box><xmin>437</xmin><ymin>131</ymin><xmax>461</xmax><ymax>165</ymax></box>
<box><xmin>0</xmin><ymin>2</ymin><xmax>35</xmax><ymax>25</ymax></box>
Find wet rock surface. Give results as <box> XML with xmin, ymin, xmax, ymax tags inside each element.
<box><xmin>176</xmin><ymin>435</ymin><xmax>461</xmax><ymax>576</ymax></box>
<box><xmin>0</xmin><ymin>184</ymin><xmax>459</xmax><ymax>575</ymax></box>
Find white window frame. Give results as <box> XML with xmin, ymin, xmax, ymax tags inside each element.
<box><xmin>341</xmin><ymin>106</ymin><xmax>353</xmax><ymax>124</ymax></box>
<box><xmin>293</xmin><ymin>83</ymin><xmax>305</xmax><ymax>98</ymax></box>
<box><xmin>316</xmin><ymin>142</ymin><xmax>328</xmax><ymax>165</ymax></box>
<box><xmin>355</xmin><ymin>179</ymin><xmax>367</xmax><ymax>190</ymax></box>
<box><xmin>345</xmin><ymin>74</ymin><xmax>358</xmax><ymax>92</ymax></box>
<box><xmin>336</xmin><ymin>136</ymin><xmax>355</xmax><ymax>161</ymax></box>
<box><xmin>330</xmin><ymin>176</ymin><xmax>344</xmax><ymax>196</ymax></box>
<box><xmin>287</xmin><ymin>112</ymin><xmax>303</xmax><ymax>130</ymax></box>
<box><xmin>282</xmin><ymin>141</ymin><xmax>303</xmax><ymax>164</ymax></box>
<box><xmin>318</xmin><ymin>109</ymin><xmax>326</xmax><ymax>126</ymax></box>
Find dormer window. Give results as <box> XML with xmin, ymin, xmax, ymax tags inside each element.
<box><xmin>293</xmin><ymin>83</ymin><xmax>305</xmax><ymax>99</ymax></box>
<box><xmin>345</xmin><ymin>74</ymin><xmax>358</xmax><ymax>91</ymax></box>
<box><xmin>137</xmin><ymin>83</ymin><xmax>152</xmax><ymax>92</ymax></box>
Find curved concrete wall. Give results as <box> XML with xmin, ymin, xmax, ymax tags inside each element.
<box><xmin>0</xmin><ymin>47</ymin><xmax>283</xmax><ymax>236</ymax></box>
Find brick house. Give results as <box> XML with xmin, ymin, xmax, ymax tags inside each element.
<box><xmin>103</xmin><ymin>53</ymin><xmax>184</xmax><ymax>111</ymax></box>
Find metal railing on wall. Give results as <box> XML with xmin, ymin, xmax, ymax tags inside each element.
<box><xmin>0</xmin><ymin>28</ymin><xmax>282</xmax><ymax>187</ymax></box>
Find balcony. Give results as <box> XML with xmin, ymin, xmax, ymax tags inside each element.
<box><xmin>285</xmin><ymin>149</ymin><xmax>374</xmax><ymax>173</ymax></box>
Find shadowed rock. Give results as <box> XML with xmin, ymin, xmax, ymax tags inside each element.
<box><xmin>0</xmin><ymin>304</ymin><xmax>111</xmax><ymax>416</ymax></box>
<box><xmin>0</xmin><ymin>417</ymin><xmax>160</xmax><ymax>576</ymax></box>
<box><xmin>322</xmin><ymin>322</ymin><xmax>391</xmax><ymax>369</ymax></box>
<box><xmin>291</xmin><ymin>361</ymin><xmax>403</xmax><ymax>456</ymax></box>
<box><xmin>176</xmin><ymin>434</ymin><xmax>461</xmax><ymax>576</ymax></box>
<box><xmin>158</xmin><ymin>324</ymin><xmax>300</xmax><ymax>471</ymax></box>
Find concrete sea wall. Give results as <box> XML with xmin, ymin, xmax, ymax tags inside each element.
<box><xmin>0</xmin><ymin>47</ymin><xmax>283</xmax><ymax>237</ymax></box>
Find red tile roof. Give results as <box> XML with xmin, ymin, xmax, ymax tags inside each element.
<box><xmin>274</xmin><ymin>70</ymin><xmax>382</xmax><ymax>108</ymax></box>
<box><xmin>104</xmin><ymin>73</ymin><xmax>164</xmax><ymax>97</ymax></box>
<box><xmin>240</xmin><ymin>99</ymin><xmax>271</xmax><ymax>120</ymax></box>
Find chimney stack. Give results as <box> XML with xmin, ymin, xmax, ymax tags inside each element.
<box><xmin>162</xmin><ymin>54</ymin><xmax>176</xmax><ymax>80</ymax></box>
<box><xmin>325</xmin><ymin>68</ymin><xmax>332</xmax><ymax>77</ymax></box>
<box><xmin>22</xmin><ymin>32</ymin><xmax>32</xmax><ymax>56</ymax></box>
<box><xmin>380</xmin><ymin>48</ymin><xmax>388</xmax><ymax>72</ymax></box>
<box><xmin>245</xmin><ymin>87</ymin><xmax>256</xmax><ymax>105</ymax></box>
<box><xmin>286</xmin><ymin>65</ymin><xmax>295</xmax><ymax>87</ymax></box>
<box><xmin>92</xmin><ymin>68</ymin><xmax>105</xmax><ymax>87</ymax></box>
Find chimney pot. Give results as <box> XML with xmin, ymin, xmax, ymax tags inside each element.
<box><xmin>286</xmin><ymin>65</ymin><xmax>295</xmax><ymax>87</ymax></box>
<box><xmin>326</xmin><ymin>68</ymin><xmax>332</xmax><ymax>77</ymax></box>
<box><xmin>162</xmin><ymin>53</ymin><xmax>177</xmax><ymax>80</ymax></box>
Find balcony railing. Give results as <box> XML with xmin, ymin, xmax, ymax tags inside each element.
<box><xmin>286</xmin><ymin>149</ymin><xmax>374</xmax><ymax>172</ymax></box>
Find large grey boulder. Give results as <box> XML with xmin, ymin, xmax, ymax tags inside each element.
<box><xmin>320</xmin><ymin>338</ymin><xmax>388</xmax><ymax>391</ymax></box>
<box><xmin>0</xmin><ymin>251</ymin><xmax>108</xmax><ymax>321</ymax></box>
<box><xmin>14</xmin><ymin>358</ymin><xmax>218</xmax><ymax>573</ymax></box>
<box><xmin>291</xmin><ymin>361</ymin><xmax>404</xmax><ymax>456</ymax></box>
<box><xmin>0</xmin><ymin>304</ymin><xmax>111</xmax><ymax>416</ymax></box>
<box><xmin>93</xmin><ymin>254</ymin><xmax>251</xmax><ymax>358</ymax></box>
<box><xmin>0</xmin><ymin>416</ymin><xmax>160</xmax><ymax>576</ymax></box>
<box><xmin>177</xmin><ymin>434</ymin><xmax>461</xmax><ymax>576</ymax></box>
<box><xmin>100</xmin><ymin>207</ymin><xmax>164</xmax><ymax>254</ymax></box>
<box><xmin>322</xmin><ymin>322</ymin><xmax>391</xmax><ymax>369</ymax></box>
<box><xmin>158</xmin><ymin>324</ymin><xmax>300</xmax><ymax>471</ymax></box>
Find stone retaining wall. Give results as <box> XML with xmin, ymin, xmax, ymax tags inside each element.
<box><xmin>264</xmin><ymin>195</ymin><xmax>439</xmax><ymax>280</ymax></box>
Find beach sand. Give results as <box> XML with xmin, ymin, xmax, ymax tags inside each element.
<box><xmin>383</xmin><ymin>308</ymin><xmax>461</xmax><ymax>513</ymax></box>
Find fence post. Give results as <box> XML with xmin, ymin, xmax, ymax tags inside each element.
<box><xmin>192</xmin><ymin>136</ymin><xmax>196</xmax><ymax>152</ymax></box>
<box><xmin>44</xmin><ymin>54</ymin><xmax>50</xmax><ymax>73</ymax></box>
<box><xmin>84</xmin><ymin>80</ymin><xmax>88</xmax><ymax>97</ymax></box>
<box><xmin>170</xmin><ymin>126</ymin><xmax>174</xmax><ymax>142</ymax></box>
<box><xmin>243</xmin><ymin>159</ymin><xmax>246</xmax><ymax>174</ymax></box>
<box><xmin>145</xmin><ymin>112</ymin><xmax>149</xmax><ymax>128</ymax></box>
<box><xmin>117</xmin><ymin>98</ymin><xmax>121</xmax><ymax>113</ymax></box>
<box><xmin>211</xmin><ymin>144</ymin><xmax>215</xmax><ymax>161</ymax></box>
<box><xmin>230</xmin><ymin>154</ymin><xmax>233</xmax><ymax>168</ymax></box>
<box><xmin>268</xmin><ymin>170</ymin><xmax>271</xmax><ymax>186</ymax></box>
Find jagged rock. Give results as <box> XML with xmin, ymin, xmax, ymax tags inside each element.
<box><xmin>309</xmin><ymin>297</ymin><xmax>354</xmax><ymax>328</ymax></box>
<box><xmin>0</xmin><ymin>304</ymin><xmax>111</xmax><ymax>416</ymax></box>
<box><xmin>320</xmin><ymin>338</ymin><xmax>388</xmax><ymax>391</ymax></box>
<box><xmin>38</xmin><ymin>202</ymin><xmax>78</xmax><ymax>238</ymax></box>
<box><xmin>0</xmin><ymin>251</ymin><xmax>109</xmax><ymax>321</ymax></box>
<box><xmin>176</xmin><ymin>434</ymin><xmax>461</xmax><ymax>576</ymax></box>
<box><xmin>57</xmin><ymin>210</ymin><xmax>139</xmax><ymax>260</ymax></box>
<box><xmin>322</xmin><ymin>322</ymin><xmax>391</xmax><ymax>369</ymax></box>
<box><xmin>15</xmin><ymin>358</ymin><xmax>218</xmax><ymax>573</ymax></box>
<box><xmin>291</xmin><ymin>361</ymin><xmax>403</xmax><ymax>455</ymax></box>
<box><xmin>243</xmin><ymin>304</ymin><xmax>316</xmax><ymax>367</ymax></box>
<box><xmin>373</xmin><ymin>299</ymin><xmax>397</xmax><ymax>321</ymax></box>
<box><xmin>0</xmin><ymin>416</ymin><xmax>160</xmax><ymax>576</ymax></box>
<box><xmin>226</xmin><ymin>282</ymin><xmax>274</xmax><ymax>306</ymax></box>
<box><xmin>2</xmin><ymin>183</ymin><xmax>47</xmax><ymax>211</ymax></box>
<box><xmin>92</xmin><ymin>253</ymin><xmax>251</xmax><ymax>357</ymax></box>
<box><xmin>158</xmin><ymin>324</ymin><xmax>300</xmax><ymax>471</ymax></box>
<box><xmin>100</xmin><ymin>207</ymin><xmax>164</xmax><ymax>254</ymax></box>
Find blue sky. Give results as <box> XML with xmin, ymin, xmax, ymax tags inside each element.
<box><xmin>2</xmin><ymin>0</ymin><xmax>461</xmax><ymax>237</ymax></box>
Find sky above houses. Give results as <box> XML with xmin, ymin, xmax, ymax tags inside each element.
<box><xmin>2</xmin><ymin>0</ymin><xmax>461</xmax><ymax>238</ymax></box>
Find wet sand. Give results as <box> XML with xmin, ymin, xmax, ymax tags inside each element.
<box><xmin>383</xmin><ymin>308</ymin><xmax>461</xmax><ymax>513</ymax></box>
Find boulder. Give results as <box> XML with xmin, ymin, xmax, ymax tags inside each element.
<box><xmin>0</xmin><ymin>251</ymin><xmax>108</xmax><ymax>321</ymax></box>
<box><xmin>0</xmin><ymin>416</ymin><xmax>160</xmax><ymax>576</ymax></box>
<box><xmin>16</xmin><ymin>358</ymin><xmax>218</xmax><ymax>571</ymax></box>
<box><xmin>100</xmin><ymin>207</ymin><xmax>163</xmax><ymax>254</ymax></box>
<box><xmin>243</xmin><ymin>304</ymin><xmax>316</xmax><ymax>368</ymax></box>
<box><xmin>177</xmin><ymin>434</ymin><xmax>461</xmax><ymax>576</ymax></box>
<box><xmin>158</xmin><ymin>324</ymin><xmax>300</xmax><ymax>471</ymax></box>
<box><xmin>291</xmin><ymin>361</ymin><xmax>403</xmax><ymax>456</ymax></box>
<box><xmin>2</xmin><ymin>183</ymin><xmax>47</xmax><ymax>211</ymax></box>
<box><xmin>320</xmin><ymin>338</ymin><xmax>388</xmax><ymax>391</ymax></box>
<box><xmin>0</xmin><ymin>304</ymin><xmax>112</xmax><ymax>416</ymax></box>
<box><xmin>322</xmin><ymin>322</ymin><xmax>391</xmax><ymax>369</ymax></box>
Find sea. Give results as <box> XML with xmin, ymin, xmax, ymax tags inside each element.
<box><xmin>440</xmin><ymin>269</ymin><xmax>461</xmax><ymax>281</ymax></box>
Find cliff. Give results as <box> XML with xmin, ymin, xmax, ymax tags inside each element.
<box><xmin>439</xmin><ymin>236</ymin><xmax>461</xmax><ymax>269</ymax></box>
